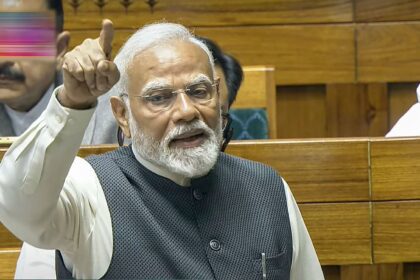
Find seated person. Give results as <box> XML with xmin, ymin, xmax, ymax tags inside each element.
<box><xmin>199</xmin><ymin>38</ymin><xmax>268</xmax><ymax>140</ymax></box>
<box><xmin>0</xmin><ymin>0</ymin><xmax>117</xmax><ymax>144</ymax></box>
<box><xmin>0</xmin><ymin>19</ymin><xmax>323</xmax><ymax>279</ymax></box>
<box><xmin>386</xmin><ymin>84</ymin><xmax>420</xmax><ymax>137</ymax></box>
<box><xmin>198</xmin><ymin>37</ymin><xmax>243</xmax><ymax>148</ymax></box>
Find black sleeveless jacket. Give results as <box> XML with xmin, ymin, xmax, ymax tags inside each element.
<box><xmin>56</xmin><ymin>146</ymin><xmax>292</xmax><ymax>279</ymax></box>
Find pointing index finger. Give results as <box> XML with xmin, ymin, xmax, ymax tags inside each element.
<box><xmin>99</xmin><ymin>19</ymin><xmax>114</xmax><ymax>59</ymax></box>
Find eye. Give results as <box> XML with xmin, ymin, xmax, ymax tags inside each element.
<box><xmin>144</xmin><ymin>91</ymin><xmax>173</xmax><ymax>105</ymax></box>
<box><xmin>188</xmin><ymin>84</ymin><xmax>211</xmax><ymax>99</ymax></box>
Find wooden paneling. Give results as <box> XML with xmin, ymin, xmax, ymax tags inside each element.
<box><xmin>0</xmin><ymin>224</ymin><xmax>21</xmax><ymax>249</ymax></box>
<box><xmin>388</xmin><ymin>83</ymin><xmax>419</xmax><ymax>128</ymax></box>
<box><xmin>63</xmin><ymin>0</ymin><xmax>353</xmax><ymax>29</ymax></box>
<box><xmin>322</xmin><ymin>266</ymin><xmax>341</xmax><ymax>280</ymax></box>
<box><xmin>299</xmin><ymin>203</ymin><xmax>372</xmax><ymax>265</ymax></box>
<box><xmin>0</xmin><ymin>250</ymin><xmax>19</xmax><ymax>279</ymax></box>
<box><xmin>326</xmin><ymin>84</ymin><xmax>388</xmax><ymax>137</ymax></box>
<box><xmin>373</xmin><ymin>201</ymin><xmax>420</xmax><ymax>263</ymax></box>
<box><xmin>404</xmin><ymin>263</ymin><xmax>420</xmax><ymax>280</ymax></box>
<box><xmin>276</xmin><ymin>85</ymin><xmax>327</xmax><ymax>138</ymax></box>
<box><xmin>355</xmin><ymin>0</ymin><xmax>420</xmax><ymax>22</ymax></box>
<box><xmin>358</xmin><ymin>23</ymin><xmax>420</xmax><ymax>83</ymax></box>
<box><xmin>227</xmin><ymin>139</ymin><xmax>370</xmax><ymax>203</ymax></box>
<box><xmin>341</xmin><ymin>264</ymin><xmax>403</xmax><ymax>280</ymax></box>
<box><xmin>233</xmin><ymin>66</ymin><xmax>278</xmax><ymax>138</ymax></box>
<box><xmin>69</xmin><ymin>24</ymin><xmax>355</xmax><ymax>85</ymax></box>
<box><xmin>371</xmin><ymin>138</ymin><xmax>420</xmax><ymax>201</ymax></box>
<box><xmin>196</xmin><ymin>25</ymin><xmax>355</xmax><ymax>85</ymax></box>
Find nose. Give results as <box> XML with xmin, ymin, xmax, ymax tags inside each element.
<box><xmin>171</xmin><ymin>91</ymin><xmax>199</xmax><ymax>123</ymax></box>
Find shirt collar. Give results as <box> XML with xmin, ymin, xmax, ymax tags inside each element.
<box><xmin>131</xmin><ymin>145</ymin><xmax>191</xmax><ymax>187</ymax></box>
<box><xmin>5</xmin><ymin>84</ymin><xmax>54</xmax><ymax>135</ymax></box>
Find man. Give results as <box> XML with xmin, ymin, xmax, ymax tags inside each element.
<box><xmin>386</xmin><ymin>84</ymin><xmax>420</xmax><ymax>137</ymax></box>
<box><xmin>15</xmin><ymin>36</ymin><xmax>244</xmax><ymax>280</ymax></box>
<box><xmin>0</xmin><ymin>20</ymin><xmax>323</xmax><ymax>279</ymax></box>
<box><xmin>0</xmin><ymin>0</ymin><xmax>117</xmax><ymax>144</ymax></box>
<box><xmin>199</xmin><ymin>37</ymin><xmax>243</xmax><ymax>114</ymax></box>
<box><xmin>0</xmin><ymin>0</ymin><xmax>68</xmax><ymax>136</ymax></box>
<box><xmin>199</xmin><ymin>37</ymin><xmax>243</xmax><ymax>150</ymax></box>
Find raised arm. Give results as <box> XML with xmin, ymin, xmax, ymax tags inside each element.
<box><xmin>0</xmin><ymin>20</ymin><xmax>119</xmax><ymax>250</ymax></box>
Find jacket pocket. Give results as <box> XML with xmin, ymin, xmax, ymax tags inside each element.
<box><xmin>253</xmin><ymin>251</ymin><xmax>290</xmax><ymax>279</ymax></box>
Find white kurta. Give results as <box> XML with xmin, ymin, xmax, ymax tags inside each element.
<box><xmin>1</xmin><ymin>88</ymin><xmax>324</xmax><ymax>279</ymax></box>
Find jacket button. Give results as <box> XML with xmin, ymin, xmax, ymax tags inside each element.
<box><xmin>193</xmin><ymin>189</ymin><xmax>203</xmax><ymax>200</ymax></box>
<box><xmin>209</xmin><ymin>239</ymin><xmax>221</xmax><ymax>251</ymax></box>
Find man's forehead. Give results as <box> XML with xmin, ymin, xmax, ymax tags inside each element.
<box><xmin>0</xmin><ymin>0</ymin><xmax>48</xmax><ymax>12</ymax></box>
<box><xmin>134</xmin><ymin>40</ymin><xmax>209</xmax><ymax>65</ymax></box>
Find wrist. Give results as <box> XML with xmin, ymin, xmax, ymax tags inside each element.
<box><xmin>57</xmin><ymin>87</ymin><xmax>97</xmax><ymax>110</ymax></box>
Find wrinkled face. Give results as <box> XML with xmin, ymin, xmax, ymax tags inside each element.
<box><xmin>0</xmin><ymin>0</ymin><xmax>58</xmax><ymax>111</ymax></box>
<box><xmin>124</xmin><ymin>40</ymin><xmax>223</xmax><ymax>177</ymax></box>
<box><xmin>215</xmin><ymin>65</ymin><xmax>229</xmax><ymax>114</ymax></box>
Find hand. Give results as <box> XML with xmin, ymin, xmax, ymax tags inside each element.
<box><xmin>59</xmin><ymin>19</ymin><xmax>120</xmax><ymax>109</ymax></box>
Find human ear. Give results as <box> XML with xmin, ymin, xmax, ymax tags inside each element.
<box><xmin>110</xmin><ymin>96</ymin><xmax>132</xmax><ymax>139</ymax></box>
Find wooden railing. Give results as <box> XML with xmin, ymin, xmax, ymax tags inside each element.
<box><xmin>1</xmin><ymin>137</ymin><xmax>420</xmax><ymax>279</ymax></box>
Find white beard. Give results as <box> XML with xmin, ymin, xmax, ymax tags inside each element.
<box><xmin>130</xmin><ymin>115</ymin><xmax>223</xmax><ymax>178</ymax></box>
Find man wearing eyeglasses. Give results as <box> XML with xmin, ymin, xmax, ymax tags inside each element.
<box><xmin>0</xmin><ymin>20</ymin><xmax>323</xmax><ymax>279</ymax></box>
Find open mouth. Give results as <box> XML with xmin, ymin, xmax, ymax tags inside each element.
<box><xmin>170</xmin><ymin>129</ymin><xmax>207</xmax><ymax>148</ymax></box>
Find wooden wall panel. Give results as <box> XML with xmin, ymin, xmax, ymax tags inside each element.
<box><xmin>355</xmin><ymin>0</ymin><xmax>420</xmax><ymax>22</ymax></box>
<box><xmin>0</xmin><ymin>224</ymin><xmax>21</xmax><ymax>249</ymax></box>
<box><xmin>371</xmin><ymin>138</ymin><xmax>420</xmax><ymax>201</ymax></box>
<box><xmin>196</xmin><ymin>25</ymin><xmax>355</xmax><ymax>85</ymax></box>
<box><xmin>358</xmin><ymin>23</ymin><xmax>420</xmax><ymax>83</ymax></box>
<box><xmin>322</xmin><ymin>266</ymin><xmax>341</xmax><ymax>280</ymax></box>
<box><xmin>226</xmin><ymin>139</ymin><xmax>369</xmax><ymax>203</ymax></box>
<box><xmin>326</xmin><ymin>84</ymin><xmax>388</xmax><ymax>137</ymax></box>
<box><xmin>70</xmin><ymin>24</ymin><xmax>355</xmax><ymax>85</ymax></box>
<box><xmin>341</xmin><ymin>264</ymin><xmax>403</xmax><ymax>280</ymax></box>
<box><xmin>276</xmin><ymin>85</ymin><xmax>327</xmax><ymax>138</ymax></box>
<box><xmin>404</xmin><ymin>263</ymin><xmax>420</xmax><ymax>280</ymax></box>
<box><xmin>0</xmin><ymin>250</ymin><xmax>19</xmax><ymax>279</ymax></box>
<box><xmin>299</xmin><ymin>203</ymin><xmax>371</xmax><ymax>265</ymax></box>
<box><xmin>63</xmin><ymin>0</ymin><xmax>353</xmax><ymax>29</ymax></box>
<box><xmin>388</xmin><ymin>83</ymin><xmax>419</xmax><ymax>128</ymax></box>
<box><xmin>373</xmin><ymin>201</ymin><xmax>420</xmax><ymax>263</ymax></box>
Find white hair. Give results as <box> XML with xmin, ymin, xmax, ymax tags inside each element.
<box><xmin>113</xmin><ymin>22</ymin><xmax>215</xmax><ymax>96</ymax></box>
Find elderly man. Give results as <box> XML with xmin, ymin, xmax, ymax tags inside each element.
<box><xmin>0</xmin><ymin>20</ymin><xmax>323</xmax><ymax>279</ymax></box>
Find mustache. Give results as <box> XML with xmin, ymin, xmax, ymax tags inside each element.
<box><xmin>164</xmin><ymin>120</ymin><xmax>212</xmax><ymax>145</ymax></box>
<box><xmin>0</xmin><ymin>63</ymin><xmax>25</xmax><ymax>81</ymax></box>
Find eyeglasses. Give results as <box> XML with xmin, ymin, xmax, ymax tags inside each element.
<box><xmin>121</xmin><ymin>81</ymin><xmax>219</xmax><ymax>113</ymax></box>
